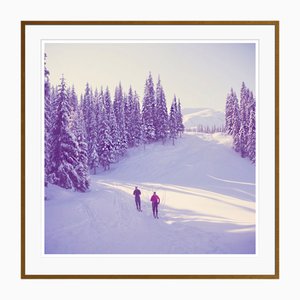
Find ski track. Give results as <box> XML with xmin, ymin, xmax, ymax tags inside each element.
<box><xmin>45</xmin><ymin>133</ymin><xmax>256</xmax><ymax>254</ymax></box>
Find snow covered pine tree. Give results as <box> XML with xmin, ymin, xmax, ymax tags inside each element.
<box><xmin>48</xmin><ymin>76</ymin><xmax>89</xmax><ymax>191</ymax></box>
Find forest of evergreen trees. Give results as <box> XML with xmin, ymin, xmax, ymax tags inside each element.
<box><xmin>44</xmin><ymin>49</ymin><xmax>256</xmax><ymax>194</ymax></box>
<box><xmin>225</xmin><ymin>82</ymin><xmax>256</xmax><ymax>163</ymax></box>
<box><xmin>44</xmin><ymin>56</ymin><xmax>184</xmax><ymax>192</ymax></box>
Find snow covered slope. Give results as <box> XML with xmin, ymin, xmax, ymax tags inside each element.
<box><xmin>183</xmin><ymin>108</ymin><xmax>225</xmax><ymax>128</ymax></box>
<box><xmin>45</xmin><ymin>132</ymin><xmax>255</xmax><ymax>254</ymax></box>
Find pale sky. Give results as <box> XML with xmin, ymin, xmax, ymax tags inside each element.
<box><xmin>45</xmin><ymin>43</ymin><xmax>255</xmax><ymax>110</ymax></box>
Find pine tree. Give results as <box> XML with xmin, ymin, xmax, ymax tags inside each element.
<box><xmin>247</xmin><ymin>96</ymin><xmax>256</xmax><ymax>163</ymax></box>
<box><xmin>104</xmin><ymin>86</ymin><xmax>112</xmax><ymax>117</ymax></box>
<box><xmin>114</xmin><ymin>83</ymin><xmax>127</xmax><ymax>156</ymax></box>
<box><xmin>154</xmin><ymin>76</ymin><xmax>161</xmax><ymax>139</ymax></box>
<box><xmin>104</xmin><ymin>87</ymin><xmax>118</xmax><ymax>162</ymax></box>
<box><xmin>82</xmin><ymin>83</ymin><xmax>91</xmax><ymax>125</ymax></box>
<box><xmin>239</xmin><ymin>124</ymin><xmax>247</xmax><ymax>157</ymax></box>
<box><xmin>44</xmin><ymin>54</ymin><xmax>52</xmax><ymax>187</ymax></box>
<box><xmin>49</xmin><ymin>85</ymin><xmax>59</xmax><ymax>139</ymax></box>
<box><xmin>69</xmin><ymin>85</ymin><xmax>78</xmax><ymax>112</ymax></box>
<box><xmin>95</xmin><ymin>87</ymin><xmax>104</xmax><ymax>156</ymax></box>
<box><xmin>88</xmin><ymin>89</ymin><xmax>99</xmax><ymax>173</ymax></box>
<box><xmin>169</xmin><ymin>97</ymin><xmax>178</xmax><ymax>145</ymax></box>
<box><xmin>132</xmin><ymin>91</ymin><xmax>142</xmax><ymax>147</ymax></box>
<box><xmin>225</xmin><ymin>88</ymin><xmax>235</xmax><ymax>135</ymax></box>
<box><xmin>98</xmin><ymin>106</ymin><xmax>113</xmax><ymax>171</ymax></box>
<box><xmin>68</xmin><ymin>85</ymin><xmax>79</xmax><ymax>138</ymax></box>
<box><xmin>71</xmin><ymin>106</ymin><xmax>90</xmax><ymax>191</ymax></box>
<box><xmin>246</xmin><ymin>91</ymin><xmax>256</xmax><ymax>134</ymax></box>
<box><xmin>142</xmin><ymin>73</ymin><xmax>156</xmax><ymax>143</ymax></box>
<box><xmin>124</xmin><ymin>87</ymin><xmax>134</xmax><ymax>147</ymax></box>
<box><xmin>140</xmin><ymin>120</ymin><xmax>148</xmax><ymax>150</ymax></box>
<box><xmin>239</xmin><ymin>82</ymin><xmax>250</xmax><ymax>149</ymax></box>
<box><xmin>177</xmin><ymin>99</ymin><xmax>184</xmax><ymax>137</ymax></box>
<box><xmin>95</xmin><ymin>88</ymin><xmax>112</xmax><ymax>171</ymax></box>
<box><xmin>155</xmin><ymin>76</ymin><xmax>169</xmax><ymax>143</ymax></box>
<box><xmin>240</xmin><ymin>82</ymin><xmax>249</xmax><ymax>124</ymax></box>
<box><xmin>83</xmin><ymin>85</ymin><xmax>99</xmax><ymax>173</ymax></box>
<box><xmin>89</xmin><ymin>146</ymin><xmax>99</xmax><ymax>174</ymax></box>
<box><xmin>231</xmin><ymin>91</ymin><xmax>241</xmax><ymax>153</ymax></box>
<box><xmin>93</xmin><ymin>87</ymin><xmax>100</xmax><ymax>132</ymax></box>
<box><xmin>49</xmin><ymin>75</ymin><xmax>84</xmax><ymax>190</ymax></box>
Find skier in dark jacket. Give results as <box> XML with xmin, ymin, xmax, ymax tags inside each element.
<box><xmin>133</xmin><ymin>186</ymin><xmax>142</xmax><ymax>212</ymax></box>
<box><xmin>150</xmin><ymin>192</ymin><xmax>160</xmax><ymax>219</ymax></box>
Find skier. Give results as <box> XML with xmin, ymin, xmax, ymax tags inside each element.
<box><xmin>133</xmin><ymin>186</ymin><xmax>142</xmax><ymax>212</ymax></box>
<box><xmin>150</xmin><ymin>192</ymin><xmax>160</xmax><ymax>219</ymax></box>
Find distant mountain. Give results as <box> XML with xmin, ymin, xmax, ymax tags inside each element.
<box><xmin>182</xmin><ymin>108</ymin><xmax>225</xmax><ymax>129</ymax></box>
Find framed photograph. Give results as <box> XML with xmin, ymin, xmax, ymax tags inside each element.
<box><xmin>21</xmin><ymin>21</ymin><xmax>279</xmax><ymax>279</ymax></box>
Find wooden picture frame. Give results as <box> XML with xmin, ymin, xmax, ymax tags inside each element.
<box><xmin>21</xmin><ymin>21</ymin><xmax>279</xmax><ymax>279</ymax></box>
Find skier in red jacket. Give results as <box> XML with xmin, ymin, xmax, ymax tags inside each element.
<box><xmin>150</xmin><ymin>192</ymin><xmax>160</xmax><ymax>219</ymax></box>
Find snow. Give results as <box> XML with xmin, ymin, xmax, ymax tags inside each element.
<box><xmin>45</xmin><ymin>132</ymin><xmax>255</xmax><ymax>254</ymax></box>
<box><xmin>183</xmin><ymin>107</ymin><xmax>225</xmax><ymax>128</ymax></box>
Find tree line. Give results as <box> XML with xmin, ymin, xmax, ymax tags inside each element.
<box><xmin>225</xmin><ymin>82</ymin><xmax>256</xmax><ymax>163</ymax></box>
<box><xmin>185</xmin><ymin>124</ymin><xmax>226</xmax><ymax>134</ymax></box>
<box><xmin>44</xmin><ymin>57</ymin><xmax>185</xmax><ymax>192</ymax></box>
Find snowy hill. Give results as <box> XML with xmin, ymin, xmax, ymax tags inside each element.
<box><xmin>183</xmin><ymin>108</ymin><xmax>225</xmax><ymax>129</ymax></box>
<box><xmin>45</xmin><ymin>132</ymin><xmax>255</xmax><ymax>254</ymax></box>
